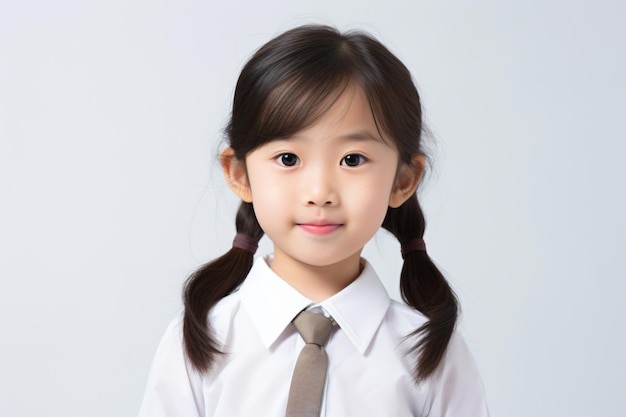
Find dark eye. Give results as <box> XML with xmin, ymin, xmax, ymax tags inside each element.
<box><xmin>277</xmin><ymin>153</ymin><xmax>300</xmax><ymax>167</ymax></box>
<box><xmin>341</xmin><ymin>154</ymin><xmax>367</xmax><ymax>167</ymax></box>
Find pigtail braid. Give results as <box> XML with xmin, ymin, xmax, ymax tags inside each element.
<box><xmin>182</xmin><ymin>202</ymin><xmax>264</xmax><ymax>372</ymax></box>
<box><xmin>382</xmin><ymin>194</ymin><xmax>458</xmax><ymax>380</ymax></box>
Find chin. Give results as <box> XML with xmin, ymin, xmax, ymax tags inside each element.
<box><xmin>296</xmin><ymin>251</ymin><xmax>360</xmax><ymax>268</ymax></box>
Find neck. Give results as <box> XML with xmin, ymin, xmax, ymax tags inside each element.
<box><xmin>270</xmin><ymin>250</ymin><xmax>363</xmax><ymax>303</ymax></box>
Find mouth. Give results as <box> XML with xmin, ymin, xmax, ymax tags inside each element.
<box><xmin>297</xmin><ymin>223</ymin><xmax>342</xmax><ymax>236</ymax></box>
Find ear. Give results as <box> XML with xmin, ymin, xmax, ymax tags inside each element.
<box><xmin>389</xmin><ymin>154</ymin><xmax>425</xmax><ymax>208</ymax></box>
<box><xmin>220</xmin><ymin>147</ymin><xmax>253</xmax><ymax>203</ymax></box>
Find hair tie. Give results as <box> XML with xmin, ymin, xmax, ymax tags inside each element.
<box><xmin>232</xmin><ymin>233</ymin><xmax>258</xmax><ymax>254</ymax></box>
<box><xmin>401</xmin><ymin>238</ymin><xmax>426</xmax><ymax>259</ymax></box>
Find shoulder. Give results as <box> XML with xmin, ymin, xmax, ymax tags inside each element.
<box><xmin>138</xmin><ymin>314</ymin><xmax>205</xmax><ymax>417</ymax></box>
<box><xmin>383</xmin><ymin>298</ymin><xmax>430</xmax><ymax>333</ymax></box>
<box><xmin>146</xmin><ymin>290</ymin><xmax>244</xmax><ymax>380</ymax></box>
<box><xmin>423</xmin><ymin>330</ymin><xmax>490</xmax><ymax>416</ymax></box>
<box><xmin>205</xmin><ymin>289</ymin><xmax>245</xmax><ymax>345</ymax></box>
<box><xmin>382</xmin><ymin>300</ymin><xmax>489</xmax><ymax>416</ymax></box>
<box><xmin>209</xmin><ymin>289</ymin><xmax>243</xmax><ymax>322</ymax></box>
<box><xmin>138</xmin><ymin>292</ymin><xmax>245</xmax><ymax>417</ymax></box>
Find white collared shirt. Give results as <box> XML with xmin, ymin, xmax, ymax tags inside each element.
<box><xmin>138</xmin><ymin>256</ymin><xmax>489</xmax><ymax>417</ymax></box>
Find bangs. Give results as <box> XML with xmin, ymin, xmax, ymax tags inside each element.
<box><xmin>255</xmin><ymin>70</ymin><xmax>352</xmax><ymax>141</ymax></box>
<box><xmin>227</xmin><ymin>25</ymin><xmax>422</xmax><ymax>161</ymax></box>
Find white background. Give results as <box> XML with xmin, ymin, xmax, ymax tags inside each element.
<box><xmin>1</xmin><ymin>1</ymin><xmax>624</xmax><ymax>416</ymax></box>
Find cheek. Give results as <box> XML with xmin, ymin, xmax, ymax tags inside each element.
<box><xmin>344</xmin><ymin>175</ymin><xmax>395</xmax><ymax>223</ymax></box>
<box><xmin>252</xmin><ymin>176</ymin><xmax>293</xmax><ymax>202</ymax></box>
<box><xmin>250</xmin><ymin>194</ymin><xmax>281</xmax><ymax>238</ymax></box>
<box><xmin>247</xmin><ymin>169</ymin><xmax>290</xmax><ymax>230</ymax></box>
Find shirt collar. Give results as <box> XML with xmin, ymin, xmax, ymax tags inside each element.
<box><xmin>239</xmin><ymin>255</ymin><xmax>391</xmax><ymax>354</ymax></box>
<box><xmin>240</xmin><ymin>256</ymin><xmax>312</xmax><ymax>348</ymax></box>
<box><xmin>319</xmin><ymin>260</ymin><xmax>391</xmax><ymax>354</ymax></box>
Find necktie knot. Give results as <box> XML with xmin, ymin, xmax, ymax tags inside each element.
<box><xmin>292</xmin><ymin>310</ymin><xmax>334</xmax><ymax>347</ymax></box>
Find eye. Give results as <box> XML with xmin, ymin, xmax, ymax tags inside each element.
<box><xmin>276</xmin><ymin>153</ymin><xmax>300</xmax><ymax>167</ymax></box>
<box><xmin>341</xmin><ymin>153</ymin><xmax>367</xmax><ymax>167</ymax></box>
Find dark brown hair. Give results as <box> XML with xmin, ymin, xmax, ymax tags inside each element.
<box><xmin>183</xmin><ymin>24</ymin><xmax>458</xmax><ymax>380</ymax></box>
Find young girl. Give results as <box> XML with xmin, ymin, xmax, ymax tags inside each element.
<box><xmin>139</xmin><ymin>25</ymin><xmax>488</xmax><ymax>417</ymax></box>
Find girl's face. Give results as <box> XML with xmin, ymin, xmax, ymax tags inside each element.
<box><xmin>223</xmin><ymin>85</ymin><xmax>421</xmax><ymax>298</ymax></box>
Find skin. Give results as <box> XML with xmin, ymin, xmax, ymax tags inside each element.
<box><xmin>222</xmin><ymin>85</ymin><xmax>423</xmax><ymax>302</ymax></box>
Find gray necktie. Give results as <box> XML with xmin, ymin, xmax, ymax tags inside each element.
<box><xmin>285</xmin><ymin>311</ymin><xmax>335</xmax><ymax>417</ymax></box>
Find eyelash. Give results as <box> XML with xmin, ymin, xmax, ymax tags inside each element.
<box><xmin>274</xmin><ymin>153</ymin><xmax>368</xmax><ymax>167</ymax></box>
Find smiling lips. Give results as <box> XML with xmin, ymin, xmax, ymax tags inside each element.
<box><xmin>297</xmin><ymin>223</ymin><xmax>342</xmax><ymax>235</ymax></box>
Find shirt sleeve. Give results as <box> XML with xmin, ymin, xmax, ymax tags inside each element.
<box><xmin>138</xmin><ymin>317</ymin><xmax>205</xmax><ymax>417</ymax></box>
<box><xmin>424</xmin><ymin>331</ymin><xmax>490</xmax><ymax>417</ymax></box>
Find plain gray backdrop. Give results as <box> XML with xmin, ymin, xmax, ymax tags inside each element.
<box><xmin>1</xmin><ymin>1</ymin><xmax>624</xmax><ymax>416</ymax></box>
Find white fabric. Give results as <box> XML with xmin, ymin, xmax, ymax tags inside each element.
<box><xmin>138</xmin><ymin>256</ymin><xmax>489</xmax><ymax>417</ymax></box>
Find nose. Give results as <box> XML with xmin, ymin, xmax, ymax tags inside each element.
<box><xmin>304</xmin><ymin>165</ymin><xmax>338</xmax><ymax>207</ymax></box>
